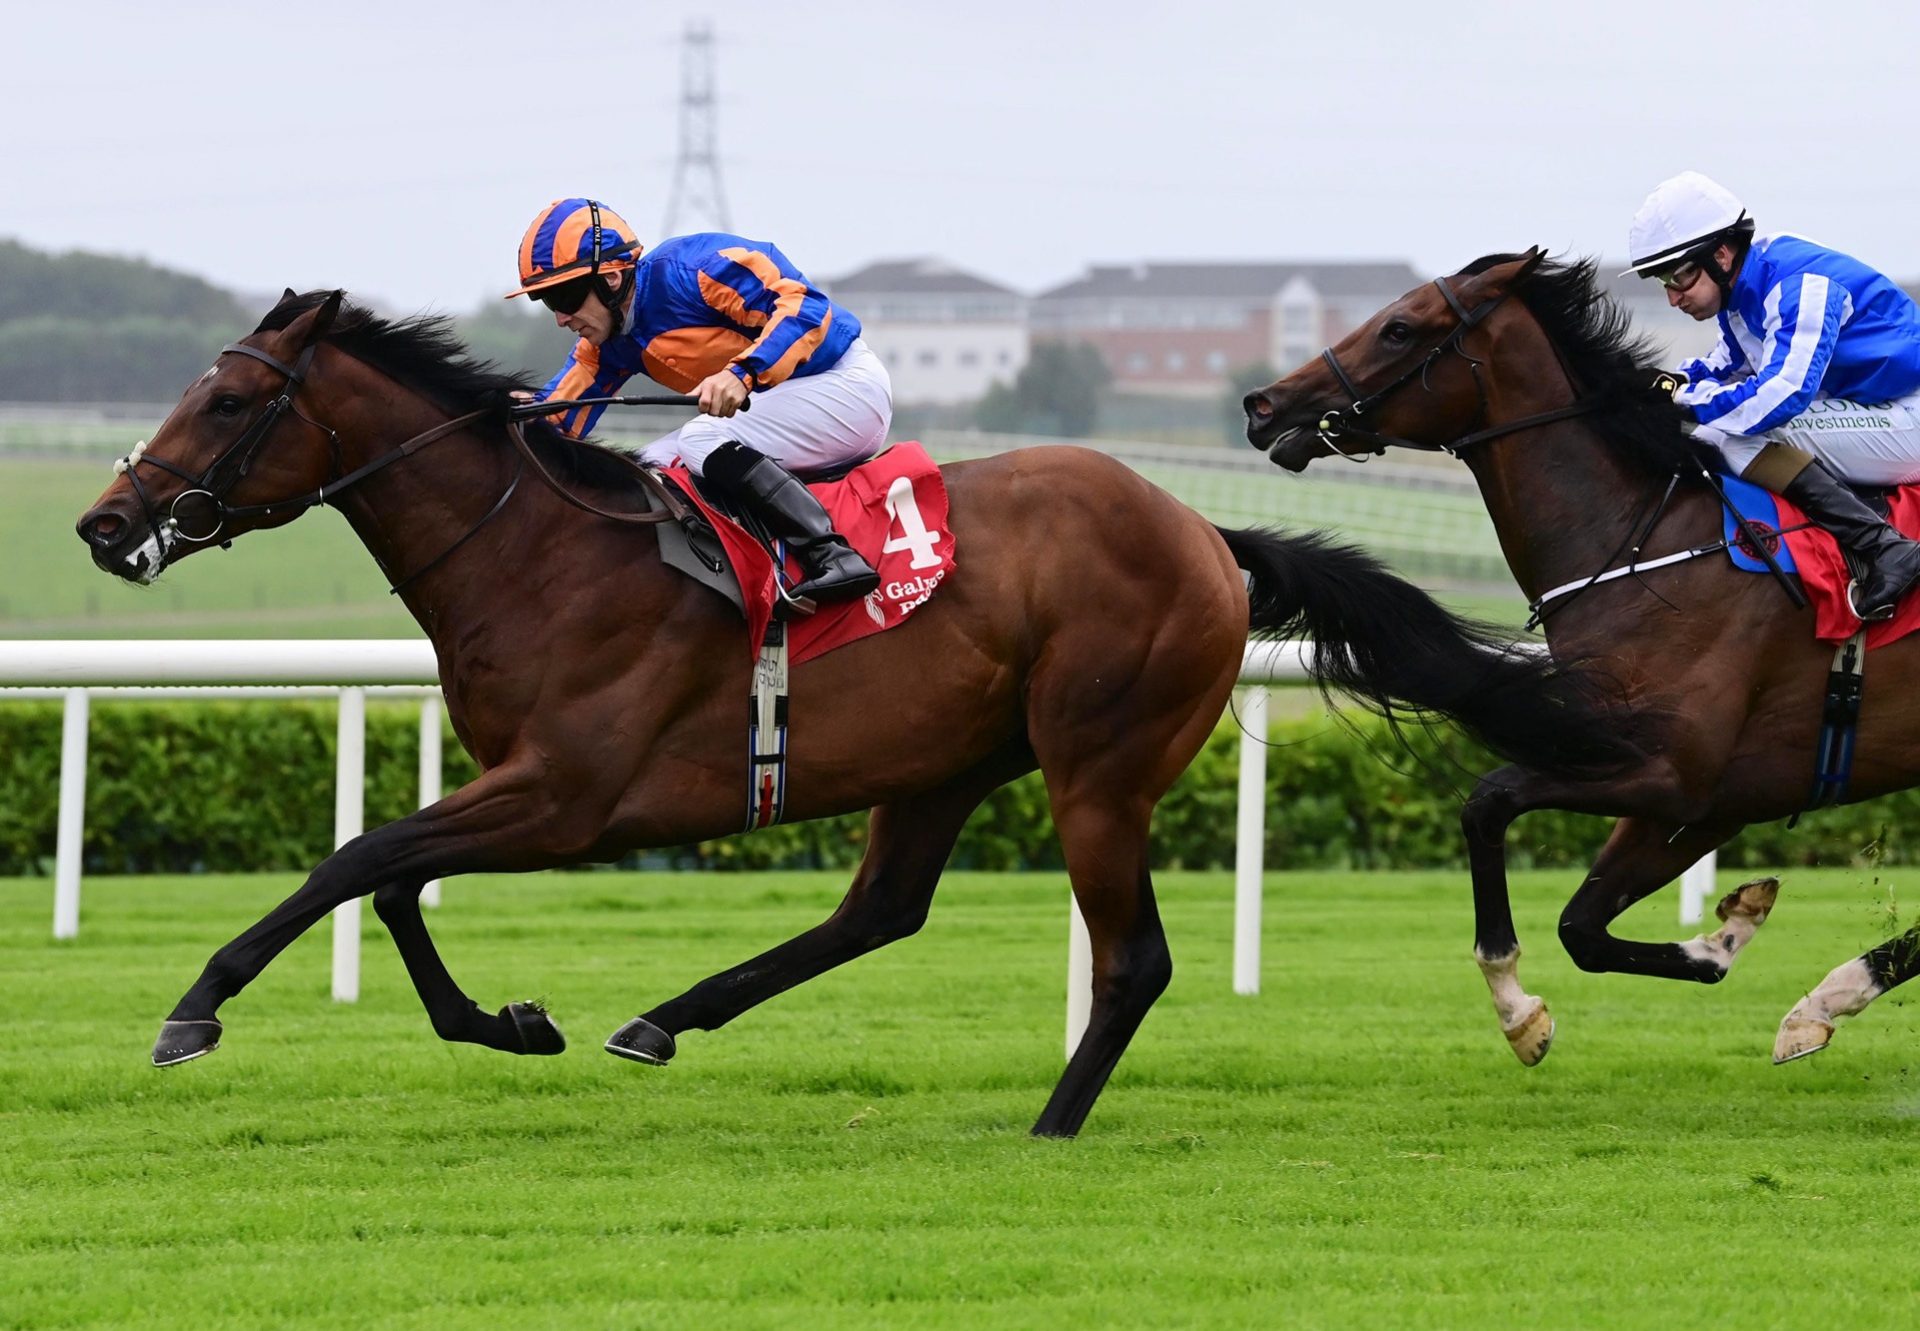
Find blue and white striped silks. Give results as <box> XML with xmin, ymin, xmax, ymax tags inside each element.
<box><xmin>1675</xmin><ymin>233</ymin><xmax>1920</xmax><ymax>438</ymax></box>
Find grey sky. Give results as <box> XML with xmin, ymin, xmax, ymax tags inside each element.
<box><xmin>10</xmin><ymin>0</ymin><xmax>1920</xmax><ymax>316</ymax></box>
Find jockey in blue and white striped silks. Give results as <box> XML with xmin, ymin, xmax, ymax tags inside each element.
<box><xmin>1627</xmin><ymin>172</ymin><xmax>1920</xmax><ymax>618</ymax></box>
<box><xmin>1673</xmin><ymin>232</ymin><xmax>1920</xmax><ymax>481</ymax></box>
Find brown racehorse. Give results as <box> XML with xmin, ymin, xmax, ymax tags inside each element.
<box><xmin>77</xmin><ymin>290</ymin><xmax>1633</xmax><ymax>1136</ymax></box>
<box><xmin>1246</xmin><ymin>250</ymin><xmax>1920</xmax><ymax>1068</ymax></box>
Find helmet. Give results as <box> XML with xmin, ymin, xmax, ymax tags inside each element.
<box><xmin>505</xmin><ymin>197</ymin><xmax>642</xmax><ymax>300</ymax></box>
<box><xmin>1624</xmin><ymin>172</ymin><xmax>1755</xmax><ymax>277</ymax></box>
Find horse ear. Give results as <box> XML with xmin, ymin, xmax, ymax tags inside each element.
<box><xmin>281</xmin><ymin>286</ymin><xmax>298</xmax><ymax>303</ymax></box>
<box><xmin>1460</xmin><ymin>250</ymin><xmax>1545</xmax><ymax>300</ymax></box>
<box><xmin>306</xmin><ymin>289</ymin><xmax>346</xmax><ymax>343</ymax></box>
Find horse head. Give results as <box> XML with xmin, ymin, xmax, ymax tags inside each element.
<box><xmin>1247</xmin><ymin>250</ymin><xmax>1546</xmax><ymax>472</ymax></box>
<box><xmin>77</xmin><ymin>289</ymin><xmax>349</xmax><ymax>582</ymax></box>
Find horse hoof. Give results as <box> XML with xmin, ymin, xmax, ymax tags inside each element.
<box><xmin>153</xmin><ymin>1019</ymin><xmax>222</xmax><ymax>1067</ymax></box>
<box><xmin>605</xmin><ymin>1016</ymin><xmax>676</xmax><ymax>1066</ymax></box>
<box><xmin>503</xmin><ymin>1002</ymin><xmax>566</xmax><ymax>1056</ymax></box>
<box><xmin>1773</xmin><ymin>1012</ymin><xmax>1835</xmax><ymax>1064</ymax></box>
<box><xmin>1717</xmin><ymin>876</ymin><xmax>1780</xmax><ymax>926</ymax></box>
<box><xmin>1503</xmin><ymin>999</ymin><xmax>1555</xmax><ymax>1067</ymax></box>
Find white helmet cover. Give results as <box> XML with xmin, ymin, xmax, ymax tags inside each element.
<box><xmin>1625</xmin><ymin>172</ymin><xmax>1749</xmax><ymax>275</ymax></box>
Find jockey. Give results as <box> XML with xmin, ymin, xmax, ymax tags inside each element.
<box><xmin>1627</xmin><ymin>171</ymin><xmax>1920</xmax><ymax>620</ymax></box>
<box><xmin>506</xmin><ymin>197</ymin><xmax>886</xmax><ymax>603</ymax></box>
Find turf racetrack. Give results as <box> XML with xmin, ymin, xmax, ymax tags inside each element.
<box><xmin>4</xmin><ymin>867</ymin><xmax>1917</xmax><ymax>1327</ymax></box>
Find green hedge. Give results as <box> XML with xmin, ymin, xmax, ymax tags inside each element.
<box><xmin>0</xmin><ymin>701</ymin><xmax>1900</xmax><ymax>876</ymax></box>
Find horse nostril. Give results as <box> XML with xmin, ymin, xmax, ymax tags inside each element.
<box><xmin>79</xmin><ymin>512</ymin><xmax>126</xmax><ymax>548</ymax></box>
<box><xmin>1244</xmin><ymin>392</ymin><xmax>1274</xmax><ymax>420</ymax></box>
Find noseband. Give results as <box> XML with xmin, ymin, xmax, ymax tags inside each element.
<box><xmin>1313</xmin><ymin>270</ymin><xmax>1599</xmax><ymax>461</ymax></box>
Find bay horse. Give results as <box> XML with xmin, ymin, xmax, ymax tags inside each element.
<box><xmin>1246</xmin><ymin>250</ymin><xmax>1920</xmax><ymax>1067</ymax></box>
<box><xmin>76</xmin><ymin>289</ymin><xmax>1632</xmax><ymax>1137</ymax></box>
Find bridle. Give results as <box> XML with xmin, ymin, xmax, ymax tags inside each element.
<box><xmin>114</xmin><ymin>336</ymin><xmax>519</xmax><ymax>593</ymax></box>
<box><xmin>1312</xmin><ymin>258</ymin><xmax>1602</xmax><ymax>462</ymax></box>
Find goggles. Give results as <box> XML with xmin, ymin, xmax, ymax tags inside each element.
<box><xmin>530</xmin><ymin>276</ymin><xmax>599</xmax><ymax>315</ymax></box>
<box><xmin>1651</xmin><ymin>260</ymin><xmax>1705</xmax><ymax>292</ymax></box>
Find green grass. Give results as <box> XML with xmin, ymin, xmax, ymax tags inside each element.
<box><xmin>4</xmin><ymin>866</ymin><xmax>1918</xmax><ymax>1328</ymax></box>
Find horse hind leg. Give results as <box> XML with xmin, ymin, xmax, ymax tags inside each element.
<box><xmin>1775</xmin><ymin>925</ymin><xmax>1920</xmax><ymax>1063</ymax></box>
<box><xmin>608</xmin><ymin>745</ymin><xmax>1035</xmax><ymax>1065</ymax></box>
<box><xmin>1029</xmin><ymin>795</ymin><xmax>1170</xmax><ymax>1139</ymax></box>
<box><xmin>1019</xmin><ymin>603</ymin><xmax>1233</xmax><ymax>1135</ymax></box>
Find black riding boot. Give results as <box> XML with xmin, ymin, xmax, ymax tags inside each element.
<box><xmin>1782</xmin><ymin>461</ymin><xmax>1920</xmax><ymax>620</ymax></box>
<box><xmin>703</xmin><ymin>442</ymin><xmax>879</xmax><ymax>604</ymax></box>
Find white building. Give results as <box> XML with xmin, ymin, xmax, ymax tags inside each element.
<box><xmin>1031</xmin><ymin>261</ymin><xmax>1424</xmax><ymax>394</ymax></box>
<box><xmin>824</xmin><ymin>258</ymin><xmax>1027</xmax><ymax>406</ymax></box>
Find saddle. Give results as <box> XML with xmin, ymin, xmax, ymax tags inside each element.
<box><xmin>647</xmin><ymin>442</ymin><xmax>958</xmax><ymax>667</ymax></box>
<box><xmin>1721</xmin><ymin>474</ymin><xmax>1920</xmax><ymax>649</ymax></box>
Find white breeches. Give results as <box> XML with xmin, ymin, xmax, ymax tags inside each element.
<box><xmin>1698</xmin><ymin>390</ymin><xmax>1920</xmax><ymax>485</ymax></box>
<box><xmin>639</xmin><ymin>338</ymin><xmax>894</xmax><ymax>477</ymax></box>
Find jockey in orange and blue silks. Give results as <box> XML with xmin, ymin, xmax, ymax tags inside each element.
<box><xmin>506</xmin><ymin>197</ymin><xmax>887</xmax><ymax>605</ymax></box>
<box><xmin>1627</xmin><ymin>172</ymin><xmax>1920</xmax><ymax>620</ymax></box>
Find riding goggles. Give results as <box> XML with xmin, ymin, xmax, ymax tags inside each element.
<box><xmin>531</xmin><ymin>276</ymin><xmax>599</xmax><ymax>315</ymax></box>
<box><xmin>1650</xmin><ymin>260</ymin><xmax>1704</xmax><ymax>292</ymax></box>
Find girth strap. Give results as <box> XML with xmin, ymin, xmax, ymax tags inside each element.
<box><xmin>1801</xmin><ymin>631</ymin><xmax>1867</xmax><ymax>815</ymax></box>
<box><xmin>745</xmin><ymin>619</ymin><xmax>792</xmax><ymax>830</ymax></box>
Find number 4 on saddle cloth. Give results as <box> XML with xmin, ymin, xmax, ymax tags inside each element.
<box><xmin>663</xmin><ymin>442</ymin><xmax>957</xmax><ymax>664</ymax></box>
<box><xmin>1723</xmin><ymin>473</ymin><xmax>1920</xmax><ymax>649</ymax></box>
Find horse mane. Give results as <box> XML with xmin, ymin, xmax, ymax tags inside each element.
<box><xmin>1455</xmin><ymin>253</ymin><xmax>1700</xmax><ymax>480</ymax></box>
<box><xmin>256</xmin><ymin>290</ymin><xmax>648</xmax><ymax>493</ymax></box>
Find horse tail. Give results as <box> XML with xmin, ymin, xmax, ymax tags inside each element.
<box><xmin>1217</xmin><ymin>524</ymin><xmax>1638</xmax><ymax>778</ymax></box>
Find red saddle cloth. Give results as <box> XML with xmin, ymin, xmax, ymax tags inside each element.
<box><xmin>1777</xmin><ymin>486</ymin><xmax>1920</xmax><ymax>648</ymax></box>
<box><xmin>665</xmin><ymin>443</ymin><xmax>956</xmax><ymax>664</ymax></box>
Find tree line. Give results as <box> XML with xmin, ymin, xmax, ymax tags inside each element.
<box><xmin>0</xmin><ymin>239</ymin><xmax>575</xmax><ymax>403</ymax></box>
<box><xmin>0</xmin><ymin>238</ymin><xmax>1257</xmax><ymax>444</ymax></box>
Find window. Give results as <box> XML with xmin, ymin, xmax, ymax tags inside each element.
<box><xmin>1126</xmin><ymin>352</ymin><xmax>1149</xmax><ymax>373</ymax></box>
<box><xmin>917</xmin><ymin>350</ymin><xmax>939</xmax><ymax>367</ymax></box>
<box><xmin>1165</xmin><ymin>351</ymin><xmax>1186</xmax><ymax>372</ymax></box>
<box><xmin>1205</xmin><ymin>350</ymin><xmax>1227</xmax><ymax>373</ymax></box>
<box><xmin>959</xmin><ymin>350</ymin><xmax>980</xmax><ymax>367</ymax></box>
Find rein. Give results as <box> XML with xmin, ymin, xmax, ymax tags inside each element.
<box><xmin>115</xmin><ymin>342</ymin><xmax>705</xmax><ymax>591</ymax></box>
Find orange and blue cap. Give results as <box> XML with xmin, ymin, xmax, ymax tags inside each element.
<box><xmin>506</xmin><ymin>198</ymin><xmax>642</xmax><ymax>299</ymax></box>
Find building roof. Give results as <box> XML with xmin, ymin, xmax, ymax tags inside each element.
<box><xmin>826</xmin><ymin>257</ymin><xmax>1020</xmax><ymax>297</ymax></box>
<box><xmin>1036</xmin><ymin>261</ymin><xmax>1424</xmax><ymax>302</ymax></box>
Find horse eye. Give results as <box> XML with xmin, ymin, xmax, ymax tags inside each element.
<box><xmin>211</xmin><ymin>396</ymin><xmax>244</xmax><ymax>417</ymax></box>
<box><xmin>1382</xmin><ymin>321</ymin><xmax>1413</xmax><ymax>345</ymax></box>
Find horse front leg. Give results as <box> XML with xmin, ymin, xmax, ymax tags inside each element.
<box><xmin>1460</xmin><ymin>759</ymin><xmax>1718</xmax><ymax>1065</ymax></box>
<box><xmin>371</xmin><ymin>880</ymin><xmax>565</xmax><ymax>1056</ymax></box>
<box><xmin>1556</xmin><ymin>815</ymin><xmax>1756</xmax><ymax>983</ymax></box>
<box><xmin>153</xmin><ymin>762</ymin><xmax>580</xmax><ymax>1067</ymax></box>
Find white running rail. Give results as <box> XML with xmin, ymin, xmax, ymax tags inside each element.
<box><xmin>0</xmin><ymin>639</ymin><xmax>1712</xmax><ymax>1048</ymax></box>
